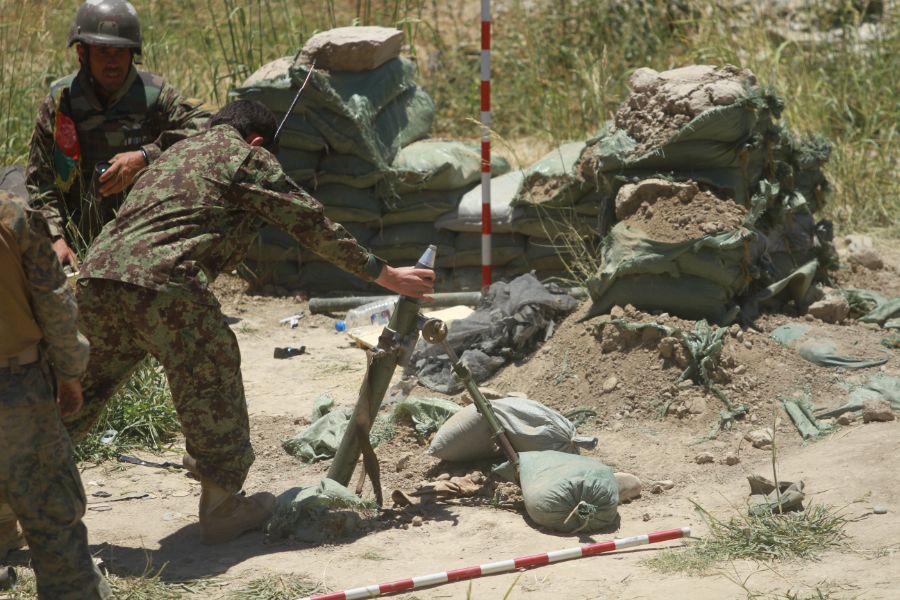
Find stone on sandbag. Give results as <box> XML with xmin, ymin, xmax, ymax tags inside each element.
<box><xmin>300</xmin><ymin>26</ymin><xmax>405</xmax><ymax>72</ymax></box>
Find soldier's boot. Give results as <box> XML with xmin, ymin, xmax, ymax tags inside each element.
<box><xmin>182</xmin><ymin>453</ymin><xmax>200</xmax><ymax>478</ymax></box>
<box><xmin>198</xmin><ymin>481</ymin><xmax>275</xmax><ymax>545</ymax></box>
<box><xmin>0</xmin><ymin>503</ymin><xmax>26</xmax><ymax>561</ymax></box>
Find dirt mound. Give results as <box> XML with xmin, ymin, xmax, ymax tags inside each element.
<box><xmin>616</xmin><ymin>179</ymin><xmax>747</xmax><ymax>242</ymax></box>
<box><xmin>615</xmin><ymin>64</ymin><xmax>756</xmax><ymax>154</ymax></box>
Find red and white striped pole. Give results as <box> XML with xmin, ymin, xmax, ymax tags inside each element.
<box><xmin>296</xmin><ymin>527</ymin><xmax>690</xmax><ymax>600</ymax></box>
<box><xmin>480</xmin><ymin>0</ymin><xmax>492</xmax><ymax>289</ymax></box>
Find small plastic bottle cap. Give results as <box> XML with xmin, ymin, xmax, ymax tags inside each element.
<box><xmin>335</xmin><ymin>320</ymin><xmax>346</xmax><ymax>332</ymax></box>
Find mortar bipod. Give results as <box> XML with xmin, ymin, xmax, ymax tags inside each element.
<box><xmin>418</xmin><ymin>316</ymin><xmax>519</xmax><ymax>468</ymax></box>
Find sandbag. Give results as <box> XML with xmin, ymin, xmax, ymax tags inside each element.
<box><xmin>267</xmin><ymin>478</ymin><xmax>372</xmax><ymax>541</ymax></box>
<box><xmin>282</xmin><ymin>406</ymin><xmax>352</xmax><ymax>463</ymax></box>
<box><xmin>388</xmin><ymin>140</ymin><xmax>510</xmax><ymax>193</ymax></box>
<box><xmin>392</xmin><ymin>397</ymin><xmax>462</xmax><ymax>436</ymax></box>
<box><xmin>368</xmin><ymin>223</ymin><xmax>455</xmax><ymax>263</ymax></box>
<box><xmin>770</xmin><ymin>324</ymin><xmax>890</xmax><ymax>369</ymax></box>
<box><xmin>317</xmin><ymin>154</ymin><xmax>384</xmax><ymax>189</ymax></box>
<box><xmin>312</xmin><ymin>184</ymin><xmax>382</xmax><ymax>223</ymax></box>
<box><xmin>380</xmin><ymin>188</ymin><xmax>468</xmax><ymax>226</ymax></box>
<box><xmin>511</xmin><ymin>205</ymin><xmax>599</xmax><ymax>240</ymax></box>
<box><xmin>435</xmin><ymin>170</ymin><xmax>525</xmax><ymax>233</ymax></box>
<box><xmin>512</xmin><ymin>141</ymin><xmax>592</xmax><ymax>208</ymax></box>
<box><xmin>295</xmin><ymin>260</ymin><xmax>381</xmax><ymax>293</ymax></box>
<box><xmin>429</xmin><ymin>397</ymin><xmax>596</xmax><ymax>461</ymax></box>
<box><xmin>452</xmin><ymin>232</ymin><xmax>526</xmax><ymax>268</ymax></box>
<box><xmin>517</xmin><ymin>451</ymin><xmax>619</xmax><ymax>534</ymax></box>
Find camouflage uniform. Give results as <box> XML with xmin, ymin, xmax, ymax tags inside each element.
<box><xmin>73</xmin><ymin>124</ymin><xmax>386</xmax><ymax>492</ymax></box>
<box><xmin>26</xmin><ymin>67</ymin><xmax>210</xmax><ymax>244</ymax></box>
<box><xmin>0</xmin><ymin>191</ymin><xmax>110</xmax><ymax>599</ymax></box>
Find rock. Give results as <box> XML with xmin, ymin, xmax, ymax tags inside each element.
<box><xmin>611</xmin><ymin>421</ymin><xmax>624</xmax><ymax>432</ymax></box>
<box><xmin>610</xmin><ymin>305</ymin><xmax>625</xmax><ymax>319</ymax></box>
<box><xmin>836</xmin><ymin>414</ymin><xmax>855</xmax><ymax>426</ymax></box>
<box><xmin>642</xmin><ymin>513</ymin><xmax>652</xmax><ymax>522</ymax></box>
<box><xmin>844</xmin><ymin>234</ymin><xmax>873</xmax><ymax>254</ymax></box>
<box><xmin>411</xmin><ymin>516</ymin><xmax>424</xmax><ymax>527</ymax></box>
<box><xmin>602</xmin><ymin>376</ymin><xmax>619</xmax><ymax>394</ymax></box>
<box><xmin>436</xmin><ymin>473</ymin><xmax>451</xmax><ymax>481</ymax></box>
<box><xmin>506</xmin><ymin>391</ymin><xmax>528</xmax><ymax>399</ymax></box>
<box><xmin>614</xmin><ymin>472</ymin><xmax>642</xmax><ymax>503</ymax></box>
<box><xmin>395</xmin><ymin>454</ymin><xmax>411</xmax><ymax>472</ymax></box>
<box><xmin>807</xmin><ymin>297</ymin><xmax>850</xmax><ymax>323</ymax></box>
<box><xmin>685</xmin><ymin>396</ymin><xmax>708</xmax><ymax>415</ymax></box>
<box><xmin>301</xmin><ymin>26</ymin><xmax>405</xmax><ymax>72</ymax></box>
<box><xmin>650</xmin><ymin>480</ymin><xmax>675</xmax><ymax>494</ymax></box>
<box><xmin>848</xmin><ymin>249</ymin><xmax>884</xmax><ymax>270</ymax></box>
<box><xmin>658</xmin><ymin>336</ymin><xmax>679</xmax><ymax>359</ymax></box>
<box><xmin>862</xmin><ymin>399</ymin><xmax>895</xmax><ymax>423</ymax></box>
<box><xmin>723</xmin><ymin>452</ymin><xmax>740</xmax><ymax>466</ymax></box>
<box><xmin>461</xmin><ymin>386</ymin><xmax>504</xmax><ymax>404</ymax></box>
<box><xmin>694</xmin><ymin>452</ymin><xmax>714</xmax><ymax>464</ymax></box>
<box><xmin>733</xmin><ymin>364</ymin><xmax>747</xmax><ymax>375</ymax></box>
<box><xmin>743</xmin><ymin>340</ymin><xmax>753</xmax><ymax>349</ymax></box>
<box><xmin>873</xmin><ymin>506</ymin><xmax>888</xmax><ymax>515</ymax></box>
<box><xmin>745</xmin><ymin>428</ymin><xmax>773</xmax><ymax>449</ymax></box>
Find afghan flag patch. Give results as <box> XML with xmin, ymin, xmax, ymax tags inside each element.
<box><xmin>53</xmin><ymin>102</ymin><xmax>80</xmax><ymax>193</ymax></box>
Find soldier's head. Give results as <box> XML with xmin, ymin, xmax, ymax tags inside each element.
<box><xmin>68</xmin><ymin>0</ymin><xmax>142</xmax><ymax>97</ymax></box>
<box><xmin>209</xmin><ymin>101</ymin><xmax>278</xmax><ymax>149</ymax></box>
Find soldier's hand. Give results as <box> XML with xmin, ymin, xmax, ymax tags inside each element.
<box><xmin>52</xmin><ymin>238</ymin><xmax>80</xmax><ymax>269</ymax></box>
<box><xmin>375</xmin><ymin>265</ymin><xmax>435</xmax><ymax>300</ymax></box>
<box><xmin>99</xmin><ymin>150</ymin><xmax>147</xmax><ymax>197</ymax></box>
<box><xmin>57</xmin><ymin>378</ymin><xmax>84</xmax><ymax>417</ymax></box>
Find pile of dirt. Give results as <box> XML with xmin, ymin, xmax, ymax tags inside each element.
<box><xmin>616</xmin><ymin>179</ymin><xmax>747</xmax><ymax>242</ymax></box>
<box><xmin>614</xmin><ymin>64</ymin><xmax>757</xmax><ymax>155</ymax></box>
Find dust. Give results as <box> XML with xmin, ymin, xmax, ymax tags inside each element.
<box><xmin>615</xmin><ymin>64</ymin><xmax>756</xmax><ymax>155</ymax></box>
<box><xmin>616</xmin><ymin>179</ymin><xmax>747</xmax><ymax>242</ymax></box>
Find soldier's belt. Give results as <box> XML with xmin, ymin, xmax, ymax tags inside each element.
<box><xmin>0</xmin><ymin>345</ymin><xmax>38</xmax><ymax>369</ymax></box>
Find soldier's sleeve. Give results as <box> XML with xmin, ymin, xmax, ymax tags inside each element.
<box><xmin>25</xmin><ymin>94</ymin><xmax>68</xmax><ymax>240</ymax></box>
<box><xmin>18</xmin><ymin>204</ymin><xmax>89</xmax><ymax>379</ymax></box>
<box><xmin>235</xmin><ymin>148</ymin><xmax>386</xmax><ymax>281</ymax></box>
<box><xmin>142</xmin><ymin>82</ymin><xmax>212</xmax><ymax>163</ymax></box>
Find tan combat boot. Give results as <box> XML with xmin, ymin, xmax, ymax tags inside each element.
<box><xmin>0</xmin><ymin>502</ymin><xmax>26</xmax><ymax>561</ymax></box>
<box><xmin>198</xmin><ymin>480</ymin><xmax>275</xmax><ymax>545</ymax></box>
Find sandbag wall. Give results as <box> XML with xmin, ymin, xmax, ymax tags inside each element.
<box><xmin>233</xmin><ymin>47</ymin><xmax>533</xmax><ymax>293</ymax></box>
<box><xmin>575</xmin><ymin>65</ymin><xmax>834</xmax><ymax>323</ymax></box>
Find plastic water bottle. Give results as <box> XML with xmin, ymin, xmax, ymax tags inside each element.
<box><xmin>336</xmin><ymin>297</ymin><xmax>398</xmax><ymax>331</ymax></box>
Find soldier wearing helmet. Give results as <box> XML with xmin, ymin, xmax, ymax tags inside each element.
<box><xmin>26</xmin><ymin>0</ymin><xmax>211</xmax><ymax>266</ymax></box>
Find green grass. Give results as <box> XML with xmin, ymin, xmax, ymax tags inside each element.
<box><xmin>6</xmin><ymin>566</ymin><xmax>191</xmax><ymax>599</ymax></box>
<box><xmin>0</xmin><ymin>0</ymin><xmax>896</xmax><ymax>232</ymax></box>
<box><xmin>225</xmin><ymin>573</ymin><xmax>320</xmax><ymax>599</ymax></box>
<box><xmin>643</xmin><ymin>503</ymin><xmax>848</xmax><ymax>576</ymax></box>
<box><xmin>75</xmin><ymin>357</ymin><xmax>181</xmax><ymax>463</ymax></box>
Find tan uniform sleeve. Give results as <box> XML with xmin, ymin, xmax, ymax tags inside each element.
<box><xmin>19</xmin><ymin>207</ymin><xmax>89</xmax><ymax>379</ymax></box>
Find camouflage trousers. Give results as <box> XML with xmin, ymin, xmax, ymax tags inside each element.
<box><xmin>0</xmin><ymin>360</ymin><xmax>110</xmax><ymax>599</ymax></box>
<box><xmin>67</xmin><ymin>279</ymin><xmax>255</xmax><ymax>492</ymax></box>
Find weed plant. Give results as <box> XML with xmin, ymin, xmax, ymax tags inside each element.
<box><xmin>0</xmin><ymin>0</ymin><xmax>895</xmax><ymax>231</ymax></box>
<box><xmin>75</xmin><ymin>357</ymin><xmax>181</xmax><ymax>463</ymax></box>
<box><xmin>225</xmin><ymin>573</ymin><xmax>320</xmax><ymax>599</ymax></box>
<box><xmin>643</xmin><ymin>503</ymin><xmax>848</xmax><ymax>576</ymax></box>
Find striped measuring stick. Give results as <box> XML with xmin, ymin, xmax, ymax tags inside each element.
<box><xmin>297</xmin><ymin>527</ymin><xmax>690</xmax><ymax>600</ymax></box>
<box><xmin>480</xmin><ymin>0</ymin><xmax>492</xmax><ymax>289</ymax></box>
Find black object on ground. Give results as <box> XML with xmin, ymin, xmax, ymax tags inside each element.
<box><xmin>274</xmin><ymin>346</ymin><xmax>307</xmax><ymax>359</ymax></box>
<box><xmin>116</xmin><ymin>455</ymin><xmax>183</xmax><ymax>469</ymax></box>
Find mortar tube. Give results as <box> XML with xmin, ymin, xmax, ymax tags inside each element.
<box><xmin>326</xmin><ymin>246</ymin><xmax>436</xmax><ymax>487</ymax></box>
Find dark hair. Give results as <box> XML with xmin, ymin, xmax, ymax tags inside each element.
<box><xmin>209</xmin><ymin>100</ymin><xmax>277</xmax><ymax>145</ymax></box>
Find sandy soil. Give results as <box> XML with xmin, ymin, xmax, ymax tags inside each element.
<box><xmin>13</xmin><ymin>238</ymin><xmax>898</xmax><ymax>599</ymax></box>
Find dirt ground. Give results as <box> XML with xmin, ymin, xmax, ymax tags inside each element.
<box><xmin>23</xmin><ymin>237</ymin><xmax>900</xmax><ymax>599</ymax></box>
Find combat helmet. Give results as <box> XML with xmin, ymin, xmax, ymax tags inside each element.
<box><xmin>68</xmin><ymin>0</ymin><xmax>142</xmax><ymax>54</ymax></box>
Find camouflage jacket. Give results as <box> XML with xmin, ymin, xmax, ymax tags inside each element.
<box><xmin>25</xmin><ymin>67</ymin><xmax>210</xmax><ymax>244</ymax></box>
<box><xmin>80</xmin><ymin>125</ymin><xmax>385</xmax><ymax>298</ymax></box>
<box><xmin>0</xmin><ymin>191</ymin><xmax>89</xmax><ymax>379</ymax></box>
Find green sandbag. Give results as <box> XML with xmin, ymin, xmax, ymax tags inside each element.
<box><xmin>312</xmin><ymin>184</ymin><xmax>382</xmax><ymax>223</ymax></box>
<box><xmin>392</xmin><ymin>397</ymin><xmax>462</xmax><ymax>436</ymax></box>
<box><xmin>388</xmin><ymin>140</ymin><xmax>510</xmax><ymax>193</ymax></box>
<box><xmin>586</xmin><ymin>223</ymin><xmax>753</xmax><ymax>324</ymax></box>
<box><xmin>511</xmin><ymin>205</ymin><xmax>598</xmax><ymax>240</ymax></box>
<box><xmin>368</xmin><ymin>224</ymin><xmax>455</xmax><ymax>262</ymax></box>
<box><xmin>453</xmin><ymin>232</ymin><xmax>526</xmax><ymax>268</ymax></box>
<box><xmin>279</xmin><ymin>147</ymin><xmax>321</xmax><ymax>174</ymax></box>
<box><xmin>770</xmin><ymin>324</ymin><xmax>890</xmax><ymax>369</ymax></box>
<box><xmin>512</xmin><ymin>141</ymin><xmax>592</xmax><ymax>208</ymax></box>
<box><xmin>282</xmin><ymin>407</ymin><xmax>352</xmax><ymax>462</ymax></box>
<box><xmin>267</xmin><ymin>478</ymin><xmax>373</xmax><ymax>541</ymax></box>
<box><xmin>517</xmin><ymin>450</ymin><xmax>618</xmax><ymax>534</ymax></box>
<box><xmin>380</xmin><ymin>188</ymin><xmax>467</xmax><ymax>226</ymax></box>
<box><xmin>317</xmin><ymin>154</ymin><xmax>384</xmax><ymax>189</ymax></box>
<box><xmin>296</xmin><ymin>260</ymin><xmax>381</xmax><ymax>294</ymax></box>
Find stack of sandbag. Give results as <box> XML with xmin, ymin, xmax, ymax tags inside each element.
<box><xmin>375</xmin><ymin>139</ymin><xmax>513</xmax><ymax>291</ymax></box>
<box><xmin>587</xmin><ymin>178</ymin><xmax>762</xmax><ymax>324</ymax></box>
<box><xmin>578</xmin><ymin>64</ymin><xmax>833</xmax><ymax>322</ymax></box>
<box><xmin>231</xmin><ymin>27</ymin><xmax>435</xmax><ymax>292</ymax></box>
